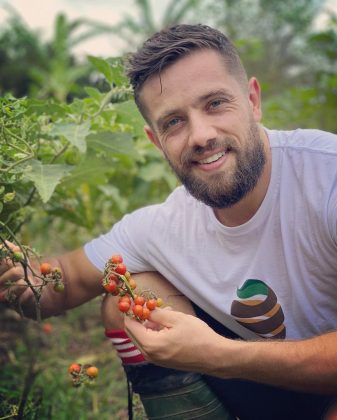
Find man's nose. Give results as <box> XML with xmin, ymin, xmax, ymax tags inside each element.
<box><xmin>187</xmin><ymin>114</ymin><xmax>217</xmax><ymax>149</ymax></box>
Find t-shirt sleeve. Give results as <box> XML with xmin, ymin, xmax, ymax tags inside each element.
<box><xmin>84</xmin><ymin>207</ymin><xmax>156</xmax><ymax>273</ymax></box>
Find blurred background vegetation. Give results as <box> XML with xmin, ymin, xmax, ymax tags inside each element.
<box><xmin>0</xmin><ymin>0</ymin><xmax>336</xmax><ymax>418</ymax></box>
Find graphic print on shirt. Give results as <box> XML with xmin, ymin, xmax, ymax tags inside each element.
<box><xmin>230</xmin><ymin>279</ymin><xmax>286</xmax><ymax>339</ymax></box>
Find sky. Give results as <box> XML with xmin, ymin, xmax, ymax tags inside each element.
<box><xmin>0</xmin><ymin>0</ymin><xmax>171</xmax><ymax>57</ymax></box>
<box><xmin>0</xmin><ymin>0</ymin><xmax>336</xmax><ymax>58</ymax></box>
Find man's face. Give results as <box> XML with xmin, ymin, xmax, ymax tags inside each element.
<box><xmin>140</xmin><ymin>49</ymin><xmax>266</xmax><ymax>208</ymax></box>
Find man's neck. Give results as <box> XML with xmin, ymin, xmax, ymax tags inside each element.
<box><xmin>213</xmin><ymin>129</ymin><xmax>272</xmax><ymax>227</ymax></box>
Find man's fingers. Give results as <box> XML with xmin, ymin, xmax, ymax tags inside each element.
<box><xmin>148</xmin><ymin>306</ymin><xmax>184</xmax><ymax>326</ymax></box>
<box><xmin>124</xmin><ymin>316</ymin><xmax>150</xmax><ymax>350</ymax></box>
<box><xmin>0</xmin><ymin>240</ymin><xmax>20</xmax><ymax>252</ymax></box>
<box><xmin>0</xmin><ymin>241</ymin><xmax>22</xmax><ymax>275</ymax></box>
<box><xmin>0</xmin><ymin>241</ymin><xmax>28</xmax><ymax>300</ymax></box>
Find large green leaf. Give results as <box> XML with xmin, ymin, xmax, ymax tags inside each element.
<box><xmin>23</xmin><ymin>159</ymin><xmax>73</xmax><ymax>203</ymax></box>
<box><xmin>49</xmin><ymin>120</ymin><xmax>90</xmax><ymax>152</ymax></box>
<box><xmin>59</xmin><ymin>156</ymin><xmax>111</xmax><ymax>187</ymax></box>
<box><xmin>88</xmin><ymin>56</ymin><xmax>113</xmax><ymax>85</ymax></box>
<box><xmin>86</xmin><ymin>131</ymin><xmax>138</xmax><ymax>156</ymax></box>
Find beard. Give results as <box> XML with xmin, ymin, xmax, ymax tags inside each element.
<box><xmin>165</xmin><ymin>121</ymin><xmax>266</xmax><ymax>208</ymax></box>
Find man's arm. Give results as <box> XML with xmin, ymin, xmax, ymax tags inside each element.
<box><xmin>125</xmin><ymin>308</ymin><xmax>337</xmax><ymax>395</ymax></box>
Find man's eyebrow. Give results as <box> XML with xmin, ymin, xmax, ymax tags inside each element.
<box><xmin>198</xmin><ymin>88</ymin><xmax>233</xmax><ymax>102</ymax></box>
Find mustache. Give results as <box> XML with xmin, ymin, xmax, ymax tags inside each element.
<box><xmin>181</xmin><ymin>137</ymin><xmax>236</xmax><ymax>165</ymax></box>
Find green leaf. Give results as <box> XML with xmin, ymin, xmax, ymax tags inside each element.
<box><xmin>88</xmin><ymin>56</ymin><xmax>113</xmax><ymax>85</ymax></box>
<box><xmin>49</xmin><ymin>120</ymin><xmax>90</xmax><ymax>153</ymax></box>
<box><xmin>106</xmin><ymin>57</ymin><xmax>129</xmax><ymax>87</ymax></box>
<box><xmin>27</xmin><ymin>100</ymin><xmax>68</xmax><ymax>117</ymax></box>
<box><xmin>86</xmin><ymin>131</ymin><xmax>138</xmax><ymax>156</ymax></box>
<box><xmin>84</xmin><ymin>86</ymin><xmax>103</xmax><ymax>101</ymax></box>
<box><xmin>23</xmin><ymin>160</ymin><xmax>73</xmax><ymax>203</ymax></box>
<box><xmin>59</xmin><ymin>156</ymin><xmax>110</xmax><ymax>187</ymax></box>
<box><xmin>114</xmin><ymin>100</ymin><xmax>146</xmax><ymax>138</ymax></box>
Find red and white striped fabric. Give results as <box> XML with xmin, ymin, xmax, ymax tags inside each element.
<box><xmin>105</xmin><ymin>329</ymin><xmax>147</xmax><ymax>365</ymax></box>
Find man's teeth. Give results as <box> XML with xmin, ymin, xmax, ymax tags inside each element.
<box><xmin>199</xmin><ymin>152</ymin><xmax>224</xmax><ymax>164</ymax></box>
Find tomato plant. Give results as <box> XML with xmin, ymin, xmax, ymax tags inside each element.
<box><xmin>0</xmin><ymin>54</ymin><xmax>174</xmax><ymax>419</ymax></box>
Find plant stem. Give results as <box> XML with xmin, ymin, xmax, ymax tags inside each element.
<box><xmin>4</xmin><ymin>127</ymin><xmax>34</xmax><ymax>153</ymax></box>
<box><xmin>0</xmin><ymin>154</ymin><xmax>34</xmax><ymax>173</ymax></box>
<box><xmin>49</xmin><ymin>142</ymin><xmax>69</xmax><ymax>164</ymax></box>
<box><xmin>17</xmin><ymin>322</ymin><xmax>40</xmax><ymax>420</ymax></box>
<box><xmin>0</xmin><ymin>413</ymin><xmax>17</xmax><ymax>420</ymax></box>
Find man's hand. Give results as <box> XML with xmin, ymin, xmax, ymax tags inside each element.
<box><xmin>124</xmin><ymin>307</ymin><xmax>236</xmax><ymax>373</ymax></box>
<box><xmin>0</xmin><ymin>241</ymin><xmax>35</xmax><ymax>303</ymax></box>
<box><xmin>0</xmin><ymin>242</ymin><xmax>104</xmax><ymax>319</ymax></box>
<box><xmin>126</xmin><ymin>307</ymin><xmax>337</xmax><ymax>395</ymax></box>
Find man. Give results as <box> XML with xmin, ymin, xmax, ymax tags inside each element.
<box><xmin>1</xmin><ymin>24</ymin><xmax>337</xmax><ymax>419</ymax></box>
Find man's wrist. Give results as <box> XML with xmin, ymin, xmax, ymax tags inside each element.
<box><xmin>206</xmin><ymin>335</ymin><xmax>249</xmax><ymax>379</ymax></box>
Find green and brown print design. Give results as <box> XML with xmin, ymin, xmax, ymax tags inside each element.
<box><xmin>231</xmin><ymin>279</ymin><xmax>286</xmax><ymax>339</ymax></box>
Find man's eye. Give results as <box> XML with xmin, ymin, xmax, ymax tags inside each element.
<box><xmin>165</xmin><ymin>118</ymin><xmax>181</xmax><ymax>130</ymax></box>
<box><xmin>209</xmin><ymin>99</ymin><xmax>224</xmax><ymax>109</ymax></box>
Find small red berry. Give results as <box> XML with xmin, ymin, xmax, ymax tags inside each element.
<box><xmin>119</xmin><ymin>295</ymin><xmax>131</xmax><ymax>304</ymax></box>
<box><xmin>115</xmin><ymin>263</ymin><xmax>127</xmax><ymax>275</ymax></box>
<box><xmin>104</xmin><ymin>279</ymin><xmax>118</xmax><ymax>293</ymax></box>
<box><xmin>86</xmin><ymin>366</ymin><xmax>99</xmax><ymax>378</ymax></box>
<box><xmin>134</xmin><ymin>296</ymin><xmax>145</xmax><ymax>306</ymax></box>
<box><xmin>146</xmin><ymin>299</ymin><xmax>157</xmax><ymax>311</ymax></box>
<box><xmin>68</xmin><ymin>363</ymin><xmax>81</xmax><ymax>374</ymax></box>
<box><xmin>110</xmin><ymin>274</ymin><xmax>119</xmax><ymax>283</ymax></box>
<box><xmin>42</xmin><ymin>322</ymin><xmax>53</xmax><ymax>334</ymax></box>
<box><xmin>141</xmin><ymin>307</ymin><xmax>151</xmax><ymax>320</ymax></box>
<box><xmin>132</xmin><ymin>304</ymin><xmax>144</xmax><ymax>318</ymax></box>
<box><xmin>40</xmin><ymin>262</ymin><xmax>52</xmax><ymax>275</ymax></box>
<box><xmin>111</xmin><ymin>255</ymin><xmax>123</xmax><ymax>264</ymax></box>
<box><xmin>118</xmin><ymin>301</ymin><xmax>131</xmax><ymax>313</ymax></box>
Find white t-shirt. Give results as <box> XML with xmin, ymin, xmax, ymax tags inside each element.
<box><xmin>85</xmin><ymin>129</ymin><xmax>337</xmax><ymax>340</ymax></box>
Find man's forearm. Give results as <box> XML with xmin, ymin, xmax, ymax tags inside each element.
<box><xmin>211</xmin><ymin>330</ymin><xmax>337</xmax><ymax>394</ymax></box>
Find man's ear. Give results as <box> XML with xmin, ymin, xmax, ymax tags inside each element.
<box><xmin>248</xmin><ymin>77</ymin><xmax>262</xmax><ymax>122</ymax></box>
<box><xmin>144</xmin><ymin>126</ymin><xmax>163</xmax><ymax>151</ymax></box>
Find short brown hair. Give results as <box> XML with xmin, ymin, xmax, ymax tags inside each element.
<box><xmin>126</xmin><ymin>24</ymin><xmax>248</xmax><ymax>118</ymax></box>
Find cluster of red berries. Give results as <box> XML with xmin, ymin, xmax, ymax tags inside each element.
<box><xmin>39</xmin><ymin>262</ymin><xmax>64</xmax><ymax>293</ymax></box>
<box><xmin>102</xmin><ymin>254</ymin><xmax>163</xmax><ymax>321</ymax></box>
<box><xmin>68</xmin><ymin>363</ymin><xmax>99</xmax><ymax>387</ymax></box>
